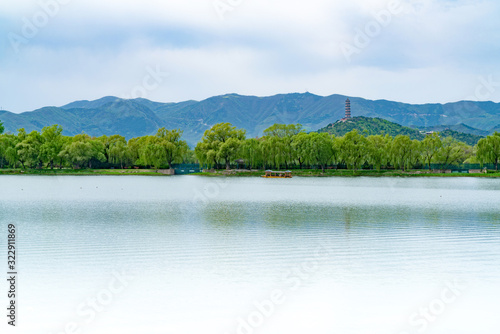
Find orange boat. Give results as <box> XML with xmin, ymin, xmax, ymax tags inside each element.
<box><xmin>261</xmin><ymin>170</ymin><xmax>292</xmax><ymax>178</ymax></box>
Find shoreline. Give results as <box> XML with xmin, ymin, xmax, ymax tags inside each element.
<box><xmin>1</xmin><ymin>168</ymin><xmax>499</xmax><ymax>178</ymax></box>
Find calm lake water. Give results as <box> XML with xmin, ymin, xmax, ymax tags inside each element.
<box><xmin>1</xmin><ymin>176</ymin><xmax>499</xmax><ymax>334</ymax></box>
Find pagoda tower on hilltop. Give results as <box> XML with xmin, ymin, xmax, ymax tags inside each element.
<box><xmin>340</xmin><ymin>98</ymin><xmax>352</xmax><ymax>122</ymax></box>
<box><xmin>345</xmin><ymin>98</ymin><xmax>351</xmax><ymax>119</ymax></box>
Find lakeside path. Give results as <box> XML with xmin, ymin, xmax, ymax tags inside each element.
<box><xmin>1</xmin><ymin>168</ymin><xmax>499</xmax><ymax>177</ymax></box>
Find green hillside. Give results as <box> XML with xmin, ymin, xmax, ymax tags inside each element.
<box><xmin>318</xmin><ymin>116</ymin><xmax>484</xmax><ymax>145</ymax></box>
<box><xmin>319</xmin><ymin>116</ymin><xmax>425</xmax><ymax>140</ymax></box>
<box><xmin>417</xmin><ymin>123</ymin><xmax>490</xmax><ymax>136</ymax></box>
<box><xmin>437</xmin><ymin>129</ymin><xmax>484</xmax><ymax>146</ymax></box>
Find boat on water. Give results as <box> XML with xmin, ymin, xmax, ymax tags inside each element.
<box><xmin>262</xmin><ymin>170</ymin><xmax>292</xmax><ymax>178</ymax></box>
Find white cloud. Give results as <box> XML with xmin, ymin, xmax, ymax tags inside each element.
<box><xmin>1</xmin><ymin>0</ymin><xmax>499</xmax><ymax>112</ymax></box>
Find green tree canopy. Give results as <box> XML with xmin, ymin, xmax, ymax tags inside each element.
<box><xmin>156</xmin><ymin>128</ymin><xmax>189</xmax><ymax>168</ymax></box>
<box><xmin>1</xmin><ymin>122</ymin><xmax>497</xmax><ymax>173</ymax></box>
<box><xmin>263</xmin><ymin>124</ymin><xmax>303</xmax><ymax>169</ymax></box>
<box><xmin>390</xmin><ymin>135</ymin><xmax>413</xmax><ymax>171</ymax></box>
<box><xmin>366</xmin><ymin>134</ymin><xmax>391</xmax><ymax>171</ymax></box>
<box><xmin>98</xmin><ymin>135</ymin><xmax>127</xmax><ymax>163</ymax></box>
<box><xmin>0</xmin><ymin>133</ymin><xmax>18</xmax><ymax>168</ymax></box>
<box><xmin>40</xmin><ymin>125</ymin><xmax>64</xmax><ymax>169</ymax></box>
<box><xmin>195</xmin><ymin>123</ymin><xmax>246</xmax><ymax>169</ymax></box>
<box><xmin>421</xmin><ymin>133</ymin><xmax>442</xmax><ymax>170</ymax></box>
<box><xmin>263</xmin><ymin>123</ymin><xmax>303</xmax><ymax>138</ymax></box>
<box><xmin>308</xmin><ymin>132</ymin><xmax>337</xmax><ymax>172</ymax></box>
<box><xmin>16</xmin><ymin>130</ymin><xmax>44</xmax><ymax>168</ymax></box>
<box><xmin>140</xmin><ymin>136</ymin><xmax>165</xmax><ymax>169</ymax></box>
<box><xmin>340</xmin><ymin>130</ymin><xmax>367</xmax><ymax>171</ymax></box>
<box><xmin>291</xmin><ymin>132</ymin><xmax>311</xmax><ymax>169</ymax></box>
<box><xmin>239</xmin><ymin>138</ymin><xmax>262</xmax><ymax>169</ymax></box>
<box><xmin>59</xmin><ymin>134</ymin><xmax>106</xmax><ymax>169</ymax></box>
<box><xmin>108</xmin><ymin>140</ymin><xmax>131</xmax><ymax>168</ymax></box>
<box><xmin>476</xmin><ymin>132</ymin><xmax>500</xmax><ymax>170</ymax></box>
<box><xmin>435</xmin><ymin>137</ymin><xmax>470</xmax><ymax>169</ymax></box>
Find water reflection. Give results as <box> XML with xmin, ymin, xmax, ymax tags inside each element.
<box><xmin>0</xmin><ymin>176</ymin><xmax>498</xmax><ymax>334</ymax></box>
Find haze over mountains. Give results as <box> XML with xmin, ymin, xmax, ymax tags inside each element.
<box><xmin>1</xmin><ymin>93</ymin><xmax>499</xmax><ymax>146</ymax></box>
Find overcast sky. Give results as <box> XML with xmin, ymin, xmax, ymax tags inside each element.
<box><xmin>1</xmin><ymin>0</ymin><xmax>499</xmax><ymax>113</ymax></box>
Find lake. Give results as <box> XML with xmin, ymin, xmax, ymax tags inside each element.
<box><xmin>1</xmin><ymin>176</ymin><xmax>499</xmax><ymax>334</ymax></box>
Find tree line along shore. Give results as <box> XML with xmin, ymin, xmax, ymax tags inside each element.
<box><xmin>0</xmin><ymin>120</ymin><xmax>499</xmax><ymax>174</ymax></box>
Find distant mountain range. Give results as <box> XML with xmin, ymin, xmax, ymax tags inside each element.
<box><xmin>1</xmin><ymin>93</ymin><xmax>499</xmax><ymax>146</ymax></box>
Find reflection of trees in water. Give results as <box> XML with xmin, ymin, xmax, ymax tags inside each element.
<box><xmin>336</xmin><ymin>205</ymin><xmax>493</xmax><ymax>230</ymax></box>
<box><xmin>200</xmin><ymin>202</ymin><xmax>247</xmax><ymax>229</ymax></box>
<box><xmin>337</xmin><ymin>206</ymin><xmax>446</xmax><ymax>229</ymax></box>
<box><xmin>342</xmin><ymin>207</ymin><xmax>352</xmax><ymax>232</ymax></box>
<box><xmin>478</xmin><ymin>212</ymin><xmax>500</xmax><ymax>226</ymax></box>
<box><xmin>198</xmin><ymin>202</ymin><xmax>495</xmax><ymax>233</ymax></box>
<box><xmin>262</xmin><ymin>204</ymin><xmax>319</xmax><ymax>229</ymax></box>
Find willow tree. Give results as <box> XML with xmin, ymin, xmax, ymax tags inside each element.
<box><xmin>421</xmin><ymin>132</ymin><xmax>442</xmax><ymax>170</ymax></box>
<box><xmin>263</xmin><ymin>123</ymin><xmax>302</xmax><ymax>138</ymax></box>
<box><xmin>340</xmin><ymin>130</ymin><xmax>367</xmax><ymax>171</ymax></box>
<box><xmin>435</xmin><ymin>137</ymin><xmax>470</xmax><ymax>169</ymax></box>
<box><xmin>366</xmin><ymin>134</ymin><xmax>391</xmax><ymax>171</ymax></box>
<box><xmin>127</xmin><ymin>136</ymin><xmax>149</xmax><ymax>166</ymax></box>
<box><xmin>156</xmin><ymin>128</ymin><xmax>189</xmax><ymax>168</ymax></box>
<box><xmin>98</xmin><ymin>134</ymin><xmax>127</xmax><ymax>164</ymax></box>
<box><xmin>262</xmin><ymin>136</ymin><xmax>287</xmax><ymax>169</ymax></box>
<box><xmin>239</xmin><ymin>138</ymin><xmax>262</xmax><ymax>169</ymax></box>
<box><xmin>16</xmin><ymin>130</ymin><xmax>44</xmax><ymax>168</ymax></box>
<box><xmin>476</xmin><ymin>132</ymin><xmax>500</xmax><ymax>170</ymax></box>
<box><xmin>408</xmin><ymin>139</ymin><xmax>423</xmax><ymax>169</ymax></box>
<box><xmin>182</xmin><ymin>149</ymin><xmax>197</xmax><ymax>164</ymax></box>
<box><xmin>309</xmin><ymin>132</ymin><xmax>337</xmax><ymax>172</ymax></box>
<box><xmin>263</xmin><ymin>124</ymin><xmax>302</xmax><ymax>169</ymax></box>
<box><xmin>0</xmin><ymin>120</ymin><xmax>6</xmax><ymax>167</ymax></box>
<box><xmin>259</xmin><ymin>137</ymin><xmax>276</xmax><ymax>170</ymax></box>
<box><xmin>140</xmin><ymin>136</ymin><xmax>165</xmax><ymax>169</ymax></box>
<box><xmin>59</xmin><ymin>134</ymin><xmax>106</xmax><ymax>169</ymax></box>
<box><xmin>195</xmin><ymin>123</ymin><xmax>246</xmax><ymax>169</ymax></box>
<box><xmin>0</xmin><ymin>135</ymin><xmax>7</xmax><ymax>167</ymax></box>
<box><xmin>0</xmin><ymin>134</ymin><xmax>18</xmax><ymax>168</ymax></box>
<box><xmin>389</xmin><ymin>135</ymin><xmax>412</xmax><ymax>171</ymax></box>
<box><xmin>109</xmin><ymin>140</ymin><xmax>131</xmax><ymax>169</ymax></box>
<box><xmin>291</xmin><ymin>132</ymin><xmax>311</xmax><ymax>169</ymax></box>
<box><xmin>217</xmin><ymin>137</ymin><xmax>242</xmax><ymax>169</ymax></box>
<box><xmin>40</xmin><ymin>125</ymin><xmax>64</xmax><ymax>169</ymax></box>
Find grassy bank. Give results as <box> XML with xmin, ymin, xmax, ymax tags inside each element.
<box><xmin>0</xmin><ymin>168</ymin><xmax>165</xmax><ymax>176</ymax></box>
<box><xmin>192</xmin><ymin>169</ymin><xmax>500</xmax><ymax>177</ymax></box>
<box><xmin>1</xmin><ymin>168</ymin><xmax>499</xmax><ymax>177</ymax></box>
